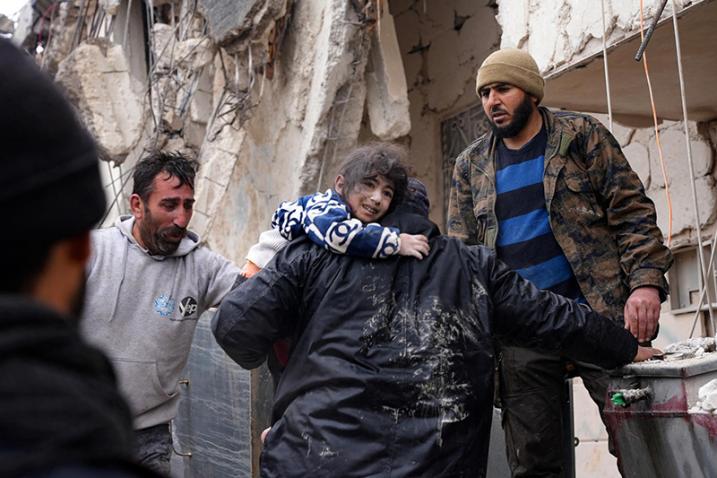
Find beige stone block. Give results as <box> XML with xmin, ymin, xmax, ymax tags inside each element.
<box><xmin>622</xmin><ymin>142</ymin><xmax>650</xmax><ymax>189</ymax></box>
<box><xmin>648</xmin><ymin>124</ymin><xmax>713</xmax><ymax>189</ymax></box>
<box><xmin>648</xmin><ymin>176</ymin><xmax>716</xmax><ymax>236</ymax></box>
<box><xmin>426</xmin><ymin>30</ymin><xmax>464</xmax><ymax>111</ymax></box>
<box><xmin>366</xmin><ymin>11</ymin><xmax>411</xmax><ymax>140</ymax></box>
<box><xmin>56</xmin><ymin>42</ymin><xmax>144</xmax><ymax>162</ymax></box>
<box><xmin>592</xmin><ymin>113</ymin><xmax>634</xmax><ymax>147</ymax></box>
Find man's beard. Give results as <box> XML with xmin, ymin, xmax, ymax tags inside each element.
<box><xmin>489</xmin><ymin>95</ymin><xmax>535</xmax><ymax>139</ymax></box>
<box><xmin>137</xmin><ymin>209</ymin><xmax>186</xmax><ymax>256</ymax></box>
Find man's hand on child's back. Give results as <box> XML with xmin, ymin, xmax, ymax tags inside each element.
<box><xmin>399</xmin><ymin>234</ymin><xmax>430</xmax><ymax>260</ymax></box>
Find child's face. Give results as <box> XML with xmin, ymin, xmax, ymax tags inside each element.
<box><xmin>339</xmin><ymin>174</ymin><xmax>395</xmax><ymax>223</ymax></box>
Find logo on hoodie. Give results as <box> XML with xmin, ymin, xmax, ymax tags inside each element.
<box><xmin>153</xmin><ymin>294</ymin><xmax>175</xmax><ymax>318</ymax></box>
<box><xmin>179</xmin><ymin>296</ymin><xmax>198</xmax><ymax>319</ymax></box>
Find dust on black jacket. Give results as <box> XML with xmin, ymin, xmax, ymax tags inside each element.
<box><xmin>0</xmin><ymin>297</ymin><xmax>160</xmax><ymax>478</ymax></box>
<box><xmin>213</xmin><ymin>212</ymin><xmax>638</xmax><ymax>478</ymax></box>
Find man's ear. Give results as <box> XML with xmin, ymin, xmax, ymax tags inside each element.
<box><xmin>334</xmin><ymin>175</ymin><xmax>346</xmax><ymax>196</ymax></box>
<box><xmin>129</xmin><ymin>193</ymin><xmax>144</xmax><ymax>220</ymax></box>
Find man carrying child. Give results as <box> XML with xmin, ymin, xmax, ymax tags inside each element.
<box><xmin>213</xmin><ymin>142</ymin><xmax>658</xmax><ymax>477</ymax></box>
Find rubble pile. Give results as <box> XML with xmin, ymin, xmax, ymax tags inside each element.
<box><xmin>663</xmin><ymin>337</ymin><xmax>717</xmax><ymax>361</ymax></box>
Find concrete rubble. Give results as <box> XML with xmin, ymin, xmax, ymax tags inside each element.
<box><xmin>695</xmin><ymin>378</ymin><xmax>717</xmax><ymax>412</ymax></box>
<box><xmin>664</xmin><ymin>337</ymin><xmax>717</xmax><ymax>361</ymax></box>
<box><xmin>56</xmin><ymin>40</ymin><xmax>144</xmax><ymax>163</ymax></box>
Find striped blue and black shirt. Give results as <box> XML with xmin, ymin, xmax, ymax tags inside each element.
<box><xmin>495</xmin><ymin>126</ymin><xmax>583</xmax><ymax>300</ymax></box>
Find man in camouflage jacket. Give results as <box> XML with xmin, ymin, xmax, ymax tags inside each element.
<box><xmin>448</xmin><ymin>48</ymin><xmax>672</xmax><ymax>477</ymax></box>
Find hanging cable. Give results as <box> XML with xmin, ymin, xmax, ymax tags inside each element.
<box><xmin>669</xmin><ymin>0</ymin><xmax>716</xmax><ymax>331</ymax></box>
<box><xmin>600</xmin><ymin>0</ymin><xmax>613</xmax><ymax>132</ymax></box>
<box><xmin>689</xmin><ymin>226</ymin><xmax>717</xmax><ymax>337</ymax></box>
<box><xmin>638</xmin><ymin>0</ymin><xmax>673</xmax><ymax>245</ymax></box>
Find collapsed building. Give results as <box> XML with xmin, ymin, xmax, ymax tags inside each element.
<box><xmin>8</xmin><ymin>0</ymin><xmax>717</xmax><ymax>476</ymax></box>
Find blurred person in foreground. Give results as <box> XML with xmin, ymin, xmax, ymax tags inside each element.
<box><xmin>0</xmin><ymin>39</ymin><xmax>159</xmax><ymax>477</ymax></box>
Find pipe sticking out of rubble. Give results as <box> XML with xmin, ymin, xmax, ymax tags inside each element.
<box><xmin>610</xmin><ymin>387</ymin><xmax>652</xmax><ymax>407</ymax></box>
<box><xmin>634</xmin><ymin>0</ymin><xmax>669</xmax><ymax>61</ymax></box>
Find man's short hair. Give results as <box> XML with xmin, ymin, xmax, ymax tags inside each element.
<box><xmin>337</xmin><ymin>142</ymin><xmax>409</xmax><ymax>211</ymax></box>
<box><xmin>132</xmin><ymin>151</ymin><xmax>200</xmax><ymax>202</ymax></box>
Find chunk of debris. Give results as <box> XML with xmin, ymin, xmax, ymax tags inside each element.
<box><xmin>55</xmin><ymin>40</ymin><xmax>144</xmax><ymax>163</ymax></box>
<box><xmin>694</xmin><ymin>378</ymin><xmax>717</xmax><ymax>413</ymax></box>
<box><xmin>664</xmin><ymin>337</ymin><xmax>716</xmax><ymax>361</ymax></box>
<box><xmin>0</xmin><ymin>14</ymin><xmax>14</xmax><ymax>36</ymax></box>
<box><xmin>198</xmin><ymin>0</ymin><xmax>288</xmax><ymax>46</ymax></box>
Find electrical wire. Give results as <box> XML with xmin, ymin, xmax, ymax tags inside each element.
<box><xmin>599</xmin><ymin>0</ymin><xmax>613</xmax><ymax>132</ymax></box>
<box><xmin>638</xmin><ymin>0</ymin><xmax>673</xmax><ymax>246</ymax></box>
<box><xmin>668</xmin><ymin>0</ymin><xmax>716</xmax><ymax>332</ymax></box>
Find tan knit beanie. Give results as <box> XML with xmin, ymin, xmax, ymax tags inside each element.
<box><xmin>476</xmin><ymin>48</ymin><xmax>544</xmax><ymax>102</ymax></box>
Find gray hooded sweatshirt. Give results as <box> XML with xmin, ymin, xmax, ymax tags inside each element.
<box><xmin>81</xmin><ymin>215</ymin><xmax>240</xmax><ymax>430</ymax></box>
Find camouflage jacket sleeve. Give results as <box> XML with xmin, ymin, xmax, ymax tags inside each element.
<box><xmin>579</xmin><ymin>117</ymin><xmax>673</xmax><ymax>295</ymax></box>
<box><xmin>447</xmin><ymin>151</ymin><xmax>479</xmax><ymax>245</ymax></box>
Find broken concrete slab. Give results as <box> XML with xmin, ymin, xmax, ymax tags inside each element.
<box><xmin>622</xmin><ymin>141</ymin><xmax>650</xmax><ymax>189</ymax></box>
<box><xmin>198</xmin><ymin>0</ymin><xmax>264</xmax><ymax>44</ymax></box>
<box><xmin>56</xmin><ymin>41</ymin><xmax>144</xmax><ymax>163</ymax></box>
<box><xmin>365</xmin><ymin>10</ymin><xmax>411</xmax><ymax>140</ymax></box>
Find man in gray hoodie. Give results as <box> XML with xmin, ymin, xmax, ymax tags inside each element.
<box><xmin>81</xmin><ymin>151</ymin><xmax>240</xmax><ymax>475</ymax></box>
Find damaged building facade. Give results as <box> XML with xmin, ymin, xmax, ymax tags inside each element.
<box><xmin>8</xmin><ymin>0</ymin><xmax>717</xmax><ymax>476</ymax></box>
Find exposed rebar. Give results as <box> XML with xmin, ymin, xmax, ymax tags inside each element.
<box><xmin>670</xmin><ymin>0</ymin><xmax>716</xmax><ymax>332</ymax></box>
<box><xmin>634</xmin><ymin>0</ymin><xmax>669</xmax><ymax>61</ymax></box>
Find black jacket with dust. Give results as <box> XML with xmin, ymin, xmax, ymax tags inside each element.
<box><xmin>213</xmin><ymin>212</ymin><xmax>638</xmax><ymax>478</ymax></box>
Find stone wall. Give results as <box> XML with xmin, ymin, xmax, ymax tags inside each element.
<box><xmin>496</xmin><ymin>0</ymin><xmax>701</xmax><ymax>74</ymax></box>
<box><xmin>391</xmin><ymin>0</ymin><xmax>501</xmax><ymax>228</ymax></box>
<box><xmin>206</xmin><ymin>0</ymin><xmax>374</xmax><ymax>260</ymax></box>
<box><xmin>588</xmin><ymin>113</ymin><xmax>717</xmax><ymax>246</ymax></box>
